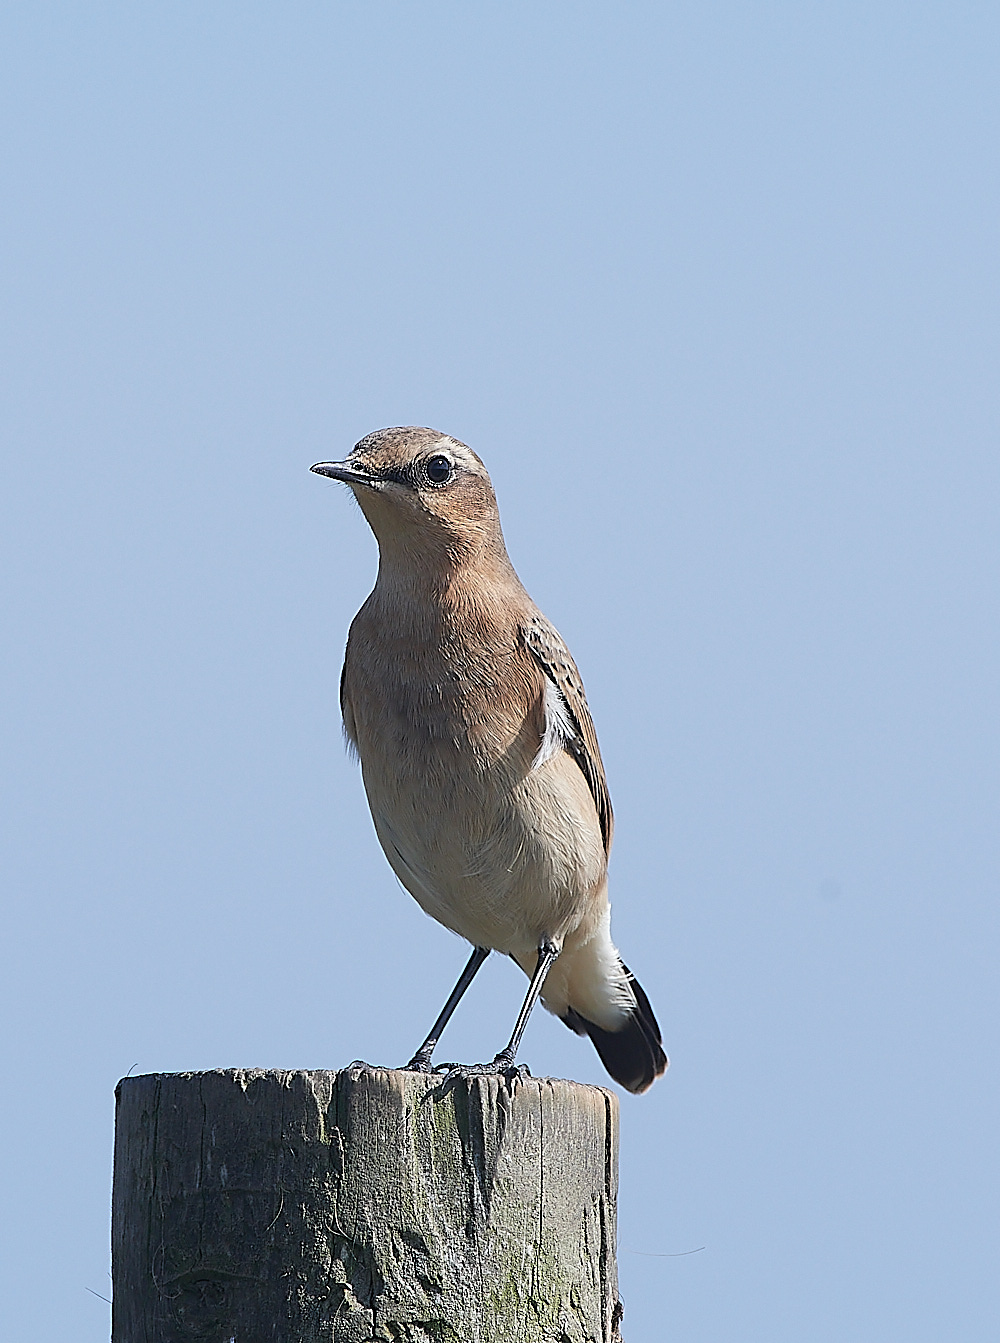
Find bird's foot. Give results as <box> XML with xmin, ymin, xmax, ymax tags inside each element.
<box><xmin>402</xmin><ymin>1049</ymin><xmax>436</xmax><ymax>1074</ymax></box>
<box><xmin>434</xmin><ymin>1051</ymin><xmax>531</xmax><ymax>1082</ymax></box>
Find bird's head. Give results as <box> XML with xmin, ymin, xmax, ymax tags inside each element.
<box><xmin>311</xmin><ymin>427</ymin><xmax>508</xmax><ymax>573</ymax></box>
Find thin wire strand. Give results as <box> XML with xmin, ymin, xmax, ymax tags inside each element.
<box><xmin>621</xmin><ymin>1246</ymin><xmax>706</xmax><ymax>1258</ymax></box>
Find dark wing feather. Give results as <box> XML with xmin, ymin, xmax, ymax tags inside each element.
<box><xmin>522</xmin><ymin>612</ymin><xmax>614</xmax><ymax>853</ymax></box>
<box><xmin>339</xmin><ymin>659</ymin><xmax>360</xmax><ymax>759</ymax></box>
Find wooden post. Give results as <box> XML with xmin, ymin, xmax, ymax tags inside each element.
<box><xmin>112</xmin><ymin>1067</ymin><xmax>623</xmax><ymax>1342</ymax></box>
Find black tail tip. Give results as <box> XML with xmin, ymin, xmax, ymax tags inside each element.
<box><xmin>563</xmin><ymin>966</ymin><xmax>667</xmax><ymax>1095</ymax></box>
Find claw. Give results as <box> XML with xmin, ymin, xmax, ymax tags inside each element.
<box><xmin>435</xmin><ymin>1056</ymin><xmax>532</xmax><ymax>1082</ymax></box>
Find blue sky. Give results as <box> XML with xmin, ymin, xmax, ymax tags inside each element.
<box><xmin>1</xmin><ymin>5</ymin><xmax>998</xmax><ymax>1339</ymax></box>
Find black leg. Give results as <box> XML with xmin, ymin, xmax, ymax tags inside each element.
<box><xmin>439</xmin><ymin>938</ymin><xmax>561</xmax><ymax>1078</ymax></box>
<box><xmin>404</xmin><ymin>945</ymin><xmax>490</xmax><ymax>1072</ymax></box>
<box><xmin>492</xmin><ymin>938</ymin><xmax>560</xmax><ymax>1070</ymax></box>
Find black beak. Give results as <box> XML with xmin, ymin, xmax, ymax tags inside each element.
<box><xmin>310</xmin><ymin>459</ymin><xmax>378</xmax><ymax>487</ymax></box>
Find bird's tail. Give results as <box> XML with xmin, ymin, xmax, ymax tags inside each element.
<box><xmin>562</xmin><ymin>963</ymin><xmax>667</xmax><ymax>1094</ymax></box>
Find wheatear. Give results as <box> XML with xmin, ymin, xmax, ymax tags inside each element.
<box><xmin>312</xmin><ymin>427</ymin><xmax>666</xmax><ymax>1093</ymax></box>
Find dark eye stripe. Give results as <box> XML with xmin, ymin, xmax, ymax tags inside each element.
<box><xmin>378</xmin><ymin>465</ymin><xmax>416</xmax><ymax>487</ymax></box>
<box><xmin>355</xmin><ymin>457</ymin><xmax>454</xmax><ymax>489</ymax></box>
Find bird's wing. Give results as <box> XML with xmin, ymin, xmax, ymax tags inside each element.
<box><xmin>339</xmin><ymin>661</ymin><xmax>360</xmax><ymax>759</ymax></box>
<box><xmin>522</xmin><ymin>612</ymin><xmax>614</xmax><ymax>854</ymax></box>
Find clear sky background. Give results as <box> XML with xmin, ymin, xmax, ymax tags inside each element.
<box><xmin>1</xmin><ymin>5</ymin><xmax>997</xmax><ymax>1340</ymax></box>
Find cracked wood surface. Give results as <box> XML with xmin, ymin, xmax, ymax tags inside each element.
<box><xmin>112</xmin><ymin>1067</ymin><xmax>623</xmax><ymax>1342</ymax></box>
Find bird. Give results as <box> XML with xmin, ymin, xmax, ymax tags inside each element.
<box><xmin>311</xmin><ymin>427</ymin><xmax>667</xmax><ymax>1093</ymax></box>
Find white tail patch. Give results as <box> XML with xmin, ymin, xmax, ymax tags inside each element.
<box><xmin>564</xmin><ymin>906</ymin><xmax>634</xmax><ymax>1029</ymax></box>
<box><xmin>539</xmin><ymin>906</ymin><xmax>634</xmax><ymax>1030</ymax></box>
<box><xmin>532</xmin><ymin>676</ymin><xmax>576</xmax><ymax>772</ymax></box>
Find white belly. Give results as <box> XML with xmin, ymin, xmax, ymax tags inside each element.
<box><xmin>362</xmin><ymin>746</ymin><xmax>607</xmax><ymax>960</ymax></box>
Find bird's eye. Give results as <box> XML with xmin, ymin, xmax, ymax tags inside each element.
<box><xmin>425</xmin><ymin>454</ymin><xmax>453</xmax><ymax>485</ymax></box>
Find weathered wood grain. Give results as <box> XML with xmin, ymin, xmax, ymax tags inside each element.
<box><xmin>112</xmin><ymin>1067</ymin><xmax>623</xmax><ymax>1342</ymax></box>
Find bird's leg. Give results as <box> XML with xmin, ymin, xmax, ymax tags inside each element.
<box><xmin>441</xmin><ymin>938</ymin><xmax>560</xmax><ymax>1078</ymax></box>
<box><xmin>404</xmin><ymin>945</ymin><xmax>490</xmax><ymax>1072</ymax></box>
<box><xmin>491</xmin><ymin>938</ymin><xmax>560</xmax><ymax>1070</ymax></box>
